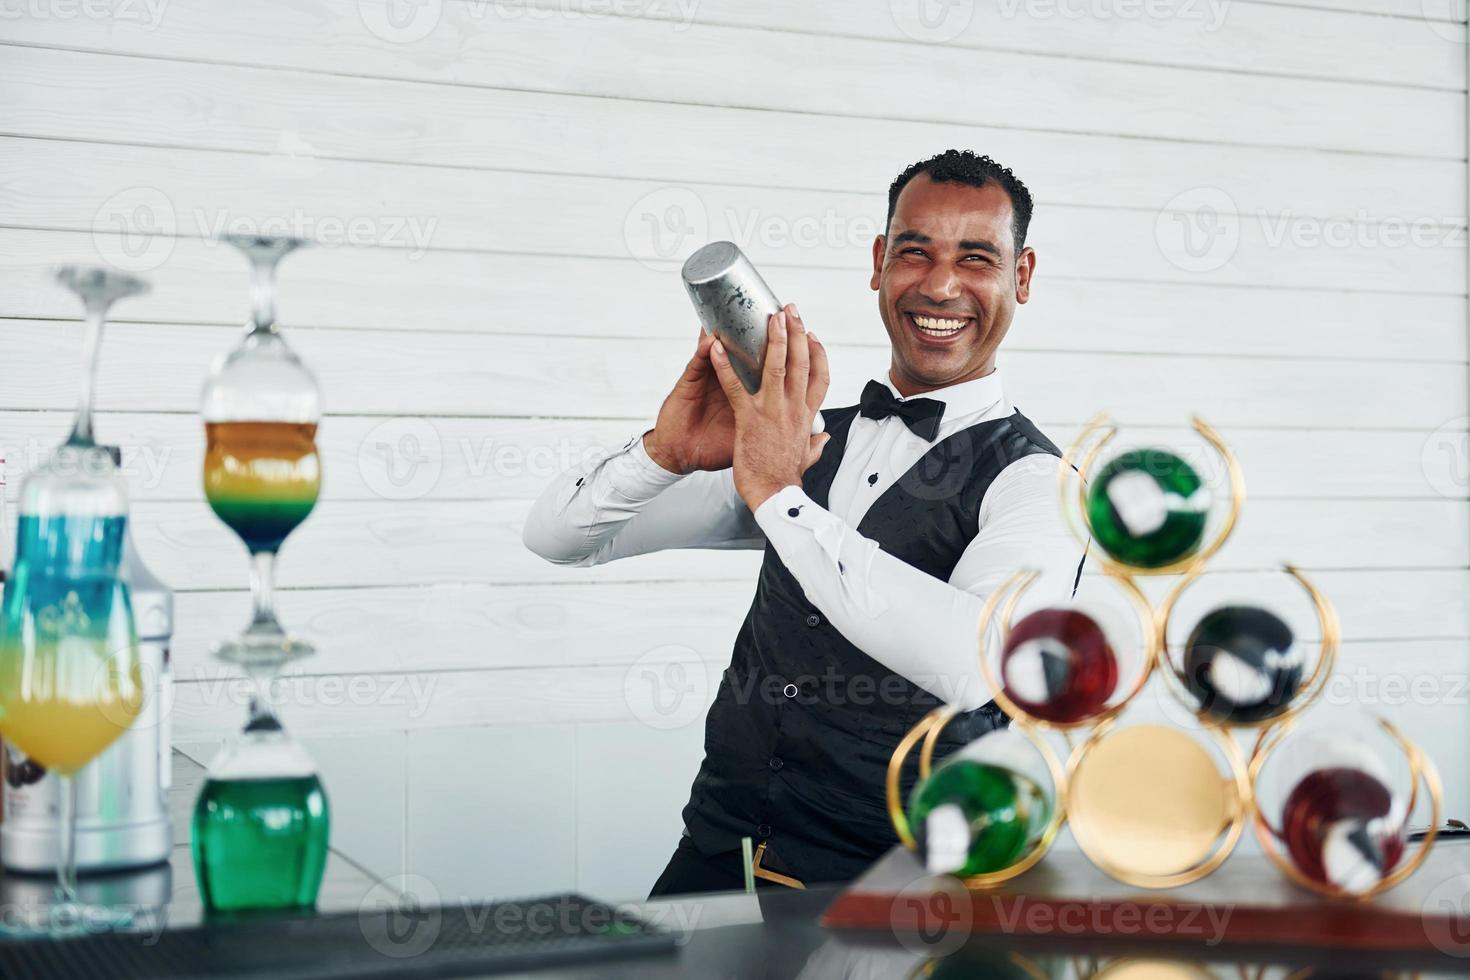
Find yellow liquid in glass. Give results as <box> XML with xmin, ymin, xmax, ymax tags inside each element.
<box><xmin>204</xmin><ymin>422</ymin><xmax>321</xmax><ymax>554</ymax></box>
<box><xmin>2</xmin><ymin>687</ymin><xmax>142</xmax><ymax>775</ymax></box>
<box><xmin>0</xmin><ymin>516</ymin><xmax>145</xmax><ymax>776</ymax></box>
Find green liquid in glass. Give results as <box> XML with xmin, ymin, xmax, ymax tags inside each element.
<box><xmin>908</xmin><ymin>760</ymin><xmax>1049</xmax><ymax>876</ymax></box>
<box><xmin>192</xmin><ymin>775</ymin><xmax>330</xmax><ymax>912</ymax></box>
<box><xmin>1085</xmin><ymin>448</ymin><xmax>1208</xmax><ymax>568</ymax></box>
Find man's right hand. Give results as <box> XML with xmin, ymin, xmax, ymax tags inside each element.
<box><xmin>643</xmin><ymin>329</ymin><xmax>738</xmax><ymax>475</ymax></box>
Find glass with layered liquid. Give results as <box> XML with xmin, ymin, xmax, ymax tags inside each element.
<box><xmin>201</xmin><ymin>235</ymin><xmax>321</xmax><ymax>666</ymax></box>
<box><xmin>0</xmin><ymin>267</ymin><xmax>148</xmax><ymax>933</ymax></box>
<box><xmin>194</xmin><ymin>234</ymin><xmax>331</xmax><ymax>914</ymax></box>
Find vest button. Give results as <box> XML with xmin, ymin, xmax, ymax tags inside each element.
<box><xmin>782</xmin><ymin>683</ymin><xmax>798</xmax><ymax>698</ymax></box>
<box><xmin>769</xmin><ymin>757</ymin><xmax>784</xmax><ymax>771</ymax></box>
<box><xmin>757</xmin><ymin>824</ymin><xmax>772</xmax><ymax>838</ymax></box>
<box><xmin>805</xmin><ymin>614</ymin><xmax>821</xmax><ymax>628</ymax></box>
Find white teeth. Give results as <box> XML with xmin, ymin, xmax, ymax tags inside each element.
<box><xmin>911</xmin><ymin>314</ymin><xmax>967</xmax><ymax>335</ymax></box>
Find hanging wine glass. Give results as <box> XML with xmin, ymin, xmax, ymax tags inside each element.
<box><xmin>201</xmin><ymin>234</ymin><xmax>321</xmax><ymax>668</ymax></box>
<box><xmin>0</xmin><ymin>267</ymin><xmax>148</xmax><ymax>934</ymax></box>
<box><xmin>193</xmin><ymin>235</ymin><xmax>329</xmax><ymax>913</ymax></box>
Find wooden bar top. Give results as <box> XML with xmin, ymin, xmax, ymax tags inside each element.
<box><xmin>822</xmin><ymin>840</ymin><xmax>1470</xmax><ymax>956</ymax></box>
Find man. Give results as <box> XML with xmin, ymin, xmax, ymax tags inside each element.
<box><xmin>524</xmin><ymin>150</ymin><xmax>1085</xmax><ymax>895</ymax></box>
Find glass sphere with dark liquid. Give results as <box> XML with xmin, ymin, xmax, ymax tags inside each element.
<box><xmin>1183</xmin><ymin>605</ymin><xmax>1303</xmax><ymax>724</ymax></box>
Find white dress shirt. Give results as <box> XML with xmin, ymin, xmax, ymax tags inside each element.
<box><xmin>522</xmin><ymin>367</ymin><xmax>1086</xmax><ymax>710</ymax></box>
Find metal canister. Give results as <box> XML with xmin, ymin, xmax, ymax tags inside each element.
<box><xmin>1</xmin><ymin>447</ymin><xmax>173</xmax><ymax>872</ymax></box>
<box><xmin>681</xmin><ymin>241</ymin><xmax>824</xmax><ymax>434</ymax></box>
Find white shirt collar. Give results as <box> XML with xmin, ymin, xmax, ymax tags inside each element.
<box><xmin>878</xmin><ymin>366</ymin><xmax>1007</xmax><ymax>424</ymax></box>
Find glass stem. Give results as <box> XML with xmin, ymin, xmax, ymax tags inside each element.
<box><xmin>248</xmin><ymin>255</ymin><xmax>278</xmax><ymax>333</ymax></box>
<box><xmin>56</xmin><ymin>773</ymin><xmax>79</xmax><ymax>903</ymax></box>
<box><xmin>246</xmin><ymin>664</ymin><xmax>280</xmax><ymax>727</ymax></box>
<box><xmin>249</xmin><ymin>550</ymin><xmax>281</xmax><ymax>631</ymax></box>
<box><xmin>67</xmin><ymin>300</ymin><xmax>108</xmax><ymax>447</ymax></box>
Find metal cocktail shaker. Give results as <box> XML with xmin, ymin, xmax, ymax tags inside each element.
<box><xmin>1</xmin><ymin>447</ymin><xmax>174</xmax><ymax>873</ymax></box>
<box><xmin>681</xmin><ymin>241</ymin><xmax>824</xmax><ymax>434</ymax></box>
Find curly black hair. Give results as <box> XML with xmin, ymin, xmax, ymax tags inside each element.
<box><xmin>885</xmin><ymin>150</ymin><xmax>1034</xmax><ymax>257</ymax></box>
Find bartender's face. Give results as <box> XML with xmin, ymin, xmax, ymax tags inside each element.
<box><xmin>870</xmin><ymin>175</ymin><xmax>1036</xmax><ymax>396</ymax></box>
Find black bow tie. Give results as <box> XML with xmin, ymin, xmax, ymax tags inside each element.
<box><xmin>858</xmin><ymin>379</ymin><xmax>946</xmax><ymax>442</ymax></box>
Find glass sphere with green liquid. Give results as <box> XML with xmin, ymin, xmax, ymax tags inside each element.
<box><xmin>907</xmin><ymin>735</ymin><xmax>1052</xmax><ymax>877</ymax></box>
<box><xmin>1086</xmin><ymin>448</ymin><xmax>1210</xmax><ymax>569</ymax></box>
<box><xmin>192</xmin><ymin>711</ymin><xmax>329</xmax><ymax>913</ymax></box>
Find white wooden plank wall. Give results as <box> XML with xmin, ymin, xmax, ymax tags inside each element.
<box><xmin>1</xmin><ymin>0</ymin><xmax>1467</xmax><ymax>900</ymax></box>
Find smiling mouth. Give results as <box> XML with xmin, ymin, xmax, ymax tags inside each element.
<box><xmin>904</xmin><ymin>312</ymin><xmax>973</xmax><ymax>341</ymax></box>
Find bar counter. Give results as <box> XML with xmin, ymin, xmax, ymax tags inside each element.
<box><xmin>0</xmin><ymin>751</ymin><xmax>1466</xmax><ymax>977</ymax></box>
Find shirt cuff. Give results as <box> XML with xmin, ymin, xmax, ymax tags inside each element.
<box><xmin>602</xmin><ymin>429</ymin><xmax>686</xmax><ymax>499</ymax></box>
<box><xmin>753</xmin><ymin>486</ymin><xmax>890</xmax><ymax>618</ymax></box>
<box><xmin>752</xmin><ymin>485</ymin><xmax>821</xmax><ymax>535</ymax></box>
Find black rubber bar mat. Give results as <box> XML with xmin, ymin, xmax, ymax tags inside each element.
<box><xmin>0</xmin><ymin>892</ymin><xmax>678</xmax><ymax>979</ymax></box>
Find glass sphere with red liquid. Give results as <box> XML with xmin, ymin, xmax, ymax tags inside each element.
<box><xmin>1000</xmin><ymin>608</ymin><xmax>1119</xmax><ymax>724</ymax></box>
<box><xmin>1267</xmin><ymin>732</ymin><xmax>1408</xmax><ymax>894</ymax></box>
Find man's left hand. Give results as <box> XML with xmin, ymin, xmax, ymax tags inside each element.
<box><xmin>709</xmin><ymin>302</ymin><xmax>832</xmax><ymax>511</ymax></box>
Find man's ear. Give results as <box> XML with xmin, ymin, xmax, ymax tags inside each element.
<box><xmin>870</xmin><ymin>235</ymin><xmax>885</xmax><ymax>291</ymax></box>
<box><xmin>1015</xmin><ymin>246</ymin><xmax>1036</xmax><ymax>305</ymax></box>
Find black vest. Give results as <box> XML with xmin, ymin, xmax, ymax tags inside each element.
<box><xmin>679</xmin><ymin>403</ymin><xmax>1070</xmax><ymax>885</ymax></box>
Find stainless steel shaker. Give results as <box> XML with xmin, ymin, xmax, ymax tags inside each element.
<box><xmin>1</xmin><ymin>446</ymin><xmax>173</xmax><ymax>873</ymax></box>
<box><xmin>681</xmin><ymin>241</ymin><xmax>824</xmax><ymax>434</ymax></box>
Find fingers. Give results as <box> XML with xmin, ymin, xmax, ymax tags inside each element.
<box><xmin>803</xmin><ymin>432</ymin><xmax>832</xmax><ymax>471</ymax></box>
<box><xmin>805</xmin><ymin>324</ymin><xmax>830</xmax><ymax>415</ymax></box>
<box><xmin>761</xmin><ymin>309</ymin><xmax>788</xmax><ymax>392</ymax></box>
<box><xmin>708</xmin><ymin>339</ymin><xmax>751</xmax><ymax>410</ymax></box>
<box><xmin>785</xmin><ymin>304</ymin><xmax>810</xmax><ymax>400</ymax></box>
<box><xmin>680</xmin><ymin>330</ymin><xmax>715</xmax><ymax>385</ymax></box>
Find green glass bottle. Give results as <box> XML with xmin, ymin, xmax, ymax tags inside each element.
<box><xmin>192</xmin><ymin>721</ymin><xmax>330</xmax><ymax>913</ymax></box>
<box><xmin>908</xmin><ymin>759</ymin><xmax>1050</xmax><ymax>877</ymax></box>
<box><xmin>1086</xmin><ymin>448</ymin><xmax>1209</xmax><ymax>568</ymax></box>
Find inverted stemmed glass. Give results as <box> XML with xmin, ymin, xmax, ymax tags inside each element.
<box><xmin>0</xmin><ymin>267</ymin><xmax>148</xmax><ymax>932</ymax></box>
<box><xmin>202</xmin><ymin>235</ymin><xmax>320</xmax><ymax>674</ymax></box>
<box><xmin>193</xmin><ymin>235</ymin><xmax>329</xmax><ymax>914</ymax></box>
